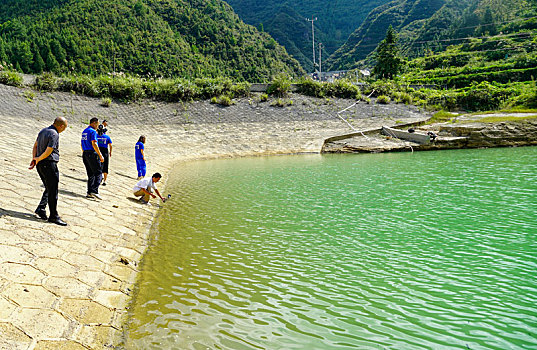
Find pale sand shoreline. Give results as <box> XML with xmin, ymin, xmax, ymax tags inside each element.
<box><xmin>0</xmin><ymin>84</ymin><xmax>428</xmax><ymax>349</ymax></box>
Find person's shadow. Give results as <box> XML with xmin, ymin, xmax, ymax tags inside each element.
<box><xmin>0</xmin><ymin>207</ymin><xmax>42</xmax><ymax>222</ymax></box>
<box><xmin>62</xmin><ymin>173</ymin><xmax>86</xmax><ymax>183</ymax></box>
<box><xmin>115</xmin><ymin>172</ymin><xmax>136</xmax><ymax>180</ymax></box>
<box><xmin>59</xmin><ymin>188</ymin><xmax>87</xmax><ymax>199</ymax></box>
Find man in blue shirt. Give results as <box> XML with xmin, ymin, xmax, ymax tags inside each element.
<box><xmin>31</xmin><ymin>116</ymin><xmax>68</xmax><ymax>226</ymax></box>
<box><xmin>135</xmin><ymin>135</ymin><xmax>146</xmax><ymax>180</ymax></box>
<box><xmin>81</xmin><ymin>117</ymin><xmax>104</xmax><ymax>199</ymax></box>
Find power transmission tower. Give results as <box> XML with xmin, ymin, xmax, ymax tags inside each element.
<box><xmin>306</xmin><ymin>16</ymin><xmax>317</xmax><ymax>75</ymax></box>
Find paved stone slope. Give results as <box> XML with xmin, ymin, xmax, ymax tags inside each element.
<box><xmin>0</xmin><ymin>83</ymin><xmax>428</xmax><ymax>349</ymax></box>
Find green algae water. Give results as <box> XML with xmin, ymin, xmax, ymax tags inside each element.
<box><xmin>124</xmin><ymin>147</ymin><xmax>537</xmax><ymax>350</ymax></box>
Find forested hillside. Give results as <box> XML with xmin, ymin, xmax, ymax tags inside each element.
<box><xmin>223</xmin><ymin>0</ymin><xmax>392</xmax><ymax>72</ymax></box>
<box><xmin>326</xmin><ymin>0</ymin><xmax>537</xmax><ymax>70</ymax></box>
<box><xmin>0</xmin><ymin>0</ymin><xmax>303</xmax><ymax>81</ymax></box>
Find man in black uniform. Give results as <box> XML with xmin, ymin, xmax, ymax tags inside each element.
<box><xmin>31</xmin><ymin>116</ymin><xmax>68</xmax><ymax>226</ymax></box>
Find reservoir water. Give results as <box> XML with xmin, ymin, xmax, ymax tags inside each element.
<box><xmin>124</xmin><ymin>147</ymin><xmax>537</xmax><ymax>350</ymax></box>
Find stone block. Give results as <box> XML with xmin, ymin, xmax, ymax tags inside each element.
<box><xmin>74</xmin><ymin>325</ymin><xmax>118</xmax><ymax>350</ymax></box>
<box><xmin>0</xmin><ymin>322</ymin><xmax>33</xmax><ymax>350</ymax></box>
<box><xmin>10</xmin><ymin>309</ymin><xmax>71</xmax><ymax>339</ymax></box>
<box><xmin>0</xmin><ymin>297</ymin><xmax>17</xmax><ymax>319</ymax></box>
<box><xmin>0</xmin><ymin>245</ymin><xmax>33</xmax><ymax>264</ymax></box>
<box><xmin>43</xmin><ymin>277</ymin><xmax>92</xmax><ymax>299</ymax></box>
<box><xmin>33</xmin><ymin>340</ymin><xmax>88</xmax><ymax>350</ymax></box>
<box><xmin>2</xmin><ymin>284</ymin><xmax>57</xmax><ymax>309</ymax></box>
<box><xmin>60</xmin><ymin>299</ymin><xmax>114</xmax><ymax>325</ymax></box>
<box><xmin>0</xmin><ymin>262</ymin><xmax>46</xmax><ymax>284</ymax></box>
<box><xmin>93</xmin><ymin>290</ymin><xmax>128</xmax><ymax>310</ymax></box>
<box><xmin>34</xmin><ymin>257</ymin><xmax>78</xmax><ymax>277</ymax></box>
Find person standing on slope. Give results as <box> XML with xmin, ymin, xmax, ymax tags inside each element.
<box><xmin>82</xmin><ymin>117</ymin><xmax>104</xmax><ymax>199</ymax></box>
<box><xmin>31</xmin><ymin>116</ymin><xmax>68</xmax><ymax>226</ymax></box>
<box><xmin>135</xmin><ymin>135</ymin><xmax>146</xmax><ymax>180</ymax></box>
<box><xmin>97</xmin><ymin>124</ymin><xmax>112</xmax><ymax>186</ymax></box>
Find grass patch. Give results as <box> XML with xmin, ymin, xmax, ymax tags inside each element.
<box><xmin>475</xmin><ymin>115</ymin><xmax>537</xmax><ymax>123</ymax></box>
<box><xmin>428</xmin><ymin>110</ymin><xmax>457</xmax><ymax>123</ymax></box>
<box><xmin>0</xmin><ymin>70</ymin><xmax>23</xmax><ymax>87</ymax></box>
<box><xmin>101</xmin><ymin>97</ymin><xmax>112</xmax><ymax>107</ymax></box>
<box><xmin>270</xmin><ymin>98</ymin><xmax>293</xmax><ymax>107</ymax></box>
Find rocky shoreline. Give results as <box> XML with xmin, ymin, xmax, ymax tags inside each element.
<box><xmin>322</xmin><ymin>119</ymin><xmax>537</xmax><ymax>153</ymax></box>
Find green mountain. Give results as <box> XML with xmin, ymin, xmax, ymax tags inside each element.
<box><xmin>222</xmin><ymin>0</ymin><xmax>392</xmax><ymax>71</ymax></box>
<box><xmin>0</xmin><ymin>0</ymin><xmax>303</xmax><ymax>81</ymax></box>
<box><xmin>326</xmin><ymin>0</ymin><xmax>537</xmax><ymax>70</ymax></box>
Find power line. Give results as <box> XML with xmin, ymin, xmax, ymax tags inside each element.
<box><xmin>408</xmin><ymin>45</ymin><xmax>534</xmax><ymax>58</ymax></box>
<box><xmin>410</xmin><ymin>31</ymin><xmax>535</xmax><ymax>45</ymax></box>
<box><xmin>447</xmin><ymin>15</ymin><xmax>537</xmax><ymax>32</ymax></box>
<box><xmin>343</xmin><ymin>30</ymin><xmax>536</xmax><ymax>55</ymax></box>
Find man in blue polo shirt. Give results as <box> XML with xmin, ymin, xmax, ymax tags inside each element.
<box><xmin>81</xmin><ymin>117</ymin><xmax>104</xmax><ymax>199</ymax></box>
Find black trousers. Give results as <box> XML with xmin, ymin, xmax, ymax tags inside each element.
<box><xmin>36</xmin><ymin>160</ymin><xmax>60</xmax><ymax>220</ymax></box>
<box><xmin>83</xmin><ymin>150</ymin><xmax>102</xmax><ymax>194</ymax></box>
<box><xmin>99</xmin><ymin>147</ymin><xmax>109</xmax><ymax>174</ymax></box>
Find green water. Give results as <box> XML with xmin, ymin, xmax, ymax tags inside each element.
<box><xmin>124</xmin><ymin>147</ymin><xmax>537</xmax><ymax>350</ymax></box>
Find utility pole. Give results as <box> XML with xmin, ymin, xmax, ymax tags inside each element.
<box><xmin>306</xmin><ymin>16</ymin><xmax>317</xmax><ymax>75</ymax></box>
<box><xmin>318</xmin><ymin>43</ymin><xmax>323</xmax><ymax>81</ymax></box>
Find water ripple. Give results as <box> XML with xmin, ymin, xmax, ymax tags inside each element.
<box><xmin>126</xmin><ymin>147</ymin><xmax>537</xmax><ymax>350</ymax></box>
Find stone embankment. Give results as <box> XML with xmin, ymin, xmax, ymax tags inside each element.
<box><xmin>0</xmin><ymin>82</ymin><xmax>429</xmax><ymax>349</ymax></box>
<box><xmin>322</xmin><ymin>118</ymin><xmax>537</xmax><ymax>153</ymax></box>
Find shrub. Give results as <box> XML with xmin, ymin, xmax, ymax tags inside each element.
<box><xmin>145</xmin><ymin>78</ymin><xmax>176</xmax><ymax>102</ymax></box>
<box><xmin>58</xmin><ymin>74</ymin><xmax>102</xmax><ymax>97</ymax></box>
<box><xmin>423</xmin><ymin>89</ymin><xmax>458</xmax><ymax>111</ymax></box>
<box><xmin>173</xmin><ymin>79</ymin><xmax>200</xmax><ymax>101</ymax></box>
<box><xmin>211</xmin><ymin>95</ymin><xmax>234</xmax><ymax>106</ymax></box>
<box><xmin>231</xmin><ymin>82</ymin><xmax>251</xmax><ymax>98</ymax></box>
<box><xmin>267</xmin><ymin>73</ymin><xmax>291</xmax><ymax>97</ymax></box>
<box><xmin>101</xmin><ymin>75</ymin><xmax>145</xmax><ymax>101</ymax></box>
<box><xmin>393</xmin><ymin>91</ymin><xmax>413</xmax><ymax>104</ymax></box>
<box><xmin>457</xmin><ymin>81</ymin><xmax>515</xmax><ymax>111</ymax></box>
<box><xmin>327</xmin><ymin>79</ymin><xmax>361</xmax><ymax>99</ymax></box>
<box><xmin>23</xmin><ymin>90</ymin><xmax>36</xmax><ymax>102</ymax></box>
<box><xmin>365</xmin><ymin>80</ymin><xmax>400</xmax><ymax>98</ymax></box>
<box><xmin>34</xmin><ymin>72</ymin><xmax>59</xmax><ymax>91</ymax></box>
<box><xmin>101</xmin><ymin>97</ymin><xmax>112</xmax><ymax>107</ymax></box>
<box><xmin>195</xmin><ymin>77</ymin><xmax>233</xmax><ymax>99</ymax></box>
<box><xmin>0</xmin><ymin>70</ymin><xmax>23</xmax><ymax>87</ymax></box>
<box><xmin>376</xmin><ymin>95</ymin><xmax>391</xmax><ymax>104</ymax></box>
<box><xmin>298</xmin><ymin>79</ymin><xmax>325</xmax><ymax>97</ymax></box>
<box><xmin>259</xmin><ymin>93</ymin><xmax>268</xmax><ymax>102</ymax></box>
<box><xmin>270</xmin><ymin>98</ymin><xmax>293</xmax><ymax>107</ymax></box>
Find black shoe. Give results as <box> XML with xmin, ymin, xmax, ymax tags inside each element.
<box><xmin>35</xmin><ymin>209</ymin><xmax>47</xmax><ymax>220</ymax></box>
<box><xmin>48</xmin><ymin>217</ymin><xmax>67</xmax><ymax>226</ymax></box>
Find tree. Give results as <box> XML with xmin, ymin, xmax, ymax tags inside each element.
<box><xmin>373</xmin><ymin>25</ymin><xmax>404</xmax><ymax>80</ymax></box>
<box><xmin>0</xmin><ymin>40</ymin><xmax>7</xmax><ymax>64</ymax></box>
<box><xmin>45</xmin><ymin>47</ymin><xmax>60</xmax><ymax>73</ymax></box>
<box><xmin>479</xmin><ymin>8</ymin><xmax>497</xmax><ymax>36</ymax></box>
<box><xmin>32</xmin><ymin>44</ymin><xmax>45</xmax><ymax>73</ymax></box>
<box><xmin>15</xmin><ymin>41</ymin><xmax>33</xmax><ymax>73</ymax></box>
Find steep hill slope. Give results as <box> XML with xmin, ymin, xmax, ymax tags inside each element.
<box><xmin>223</xmin><ymin>0</ymin><xmax>392</xmax><ymax>71</ymax></box>
<box><xmin>0</xmin><ymin>0</ymin><xmax>303</xmax><ymax>81</ymax></box>
<box><xmin>326</xmin><ymin>0</ymin><xmax>536</xmax><ymax>70</ymax></box>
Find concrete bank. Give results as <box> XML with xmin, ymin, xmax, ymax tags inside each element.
<box><xmin>0</xmin><ymin>83</ymin><xmax>429</xmax><ymax>349</ymax></box>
